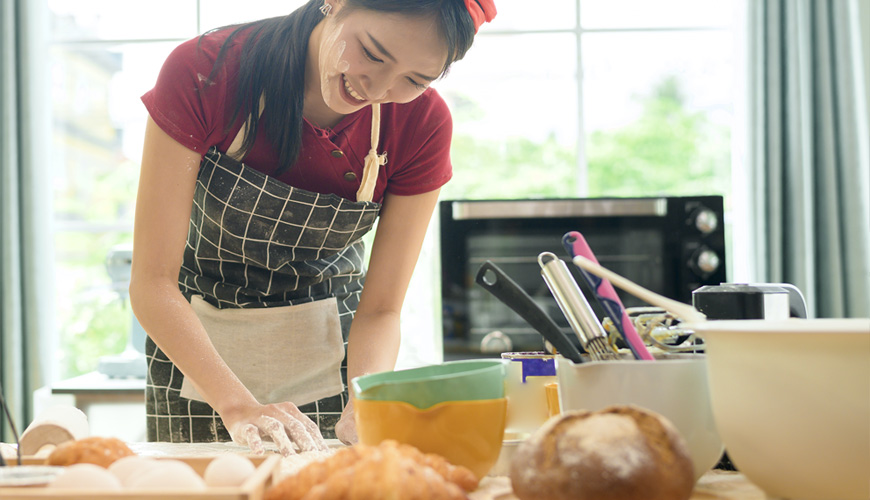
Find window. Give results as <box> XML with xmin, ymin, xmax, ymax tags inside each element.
<box><xmin>47</xmin><ymin>1</ymin><xmax>307</xmax><ymax>381</ymax></box>
<box><xmin>45</xmin><ymin>0</ymin><xmax>744</xmax><ymax>381</ymax></box>
<box><xmin>435</xmin><ymin>0</ymin><xmax>738</xmax><ymax>201</ymax></box>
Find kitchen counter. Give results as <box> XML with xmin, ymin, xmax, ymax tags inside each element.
<box><xmin>468</xmin><ymin>472</ymin><xmax>765</xmax><ymax>499</ymax></box>
<box><xmin>124</xmin><ymin>441</ymin><xmax>766</xmax><ymax>499</ymax></box>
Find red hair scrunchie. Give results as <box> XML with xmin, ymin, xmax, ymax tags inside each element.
<box><xmin>464</xmin><ymin>0</ymin><xmax>497</xmax><ymax>33</ymax></box>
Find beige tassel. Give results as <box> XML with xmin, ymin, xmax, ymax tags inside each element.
<box><xmin>356</xmin><ymin>103</ymin><xmax>387</xmax><ymax>203</ymax></box>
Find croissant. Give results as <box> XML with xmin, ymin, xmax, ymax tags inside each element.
<box><xmin>384</xmin><ymin>440</ymin><xmax>479</xmax><ymax>492</ymax></box>
<box><xmin>45</xmin><ymin>436</ymin><xmax>135</xmax><ymax>468</ymax></box>
<box><xmin>266</xmin><ymin>440</ymin><xmax>478</xmax><ymax>500</ymax></box>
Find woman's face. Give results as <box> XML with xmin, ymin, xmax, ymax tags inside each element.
<box><xmin>316</xmin><ymin>4</ymin><xmax>448</xmax><ymax>115</ymax></box>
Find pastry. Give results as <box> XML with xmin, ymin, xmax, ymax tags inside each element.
<box><xmin>266</xmin><ymin>440</ymin><xmax>478</xmax><ymax>500</ymax></box>
<box><xmin>509</xmin><ymin>406</ymin><xmax>695</xmax><ymax>500</ymax></box>
<box><xmin>46</xmin><ymin>436</ymin><xmax>135</xmax><ymax>468</ymax></box>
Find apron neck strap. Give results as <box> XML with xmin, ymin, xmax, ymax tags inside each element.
<box><xmin>356</xmin><ymin>103</ymin><xmax>386</xmax><ymax>203</ymax></box>
<box><xmin>228</xmin><ymin>99</ymin><xmax>385</xmax><ymax>203</ymax></box>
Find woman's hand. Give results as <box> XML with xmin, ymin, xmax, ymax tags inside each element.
<box><xmin>221</xmin><ymin>401</ymin><xmax>328</xmax><ymax>457</ymax></box>
<box><xmin>334</xmin><ymin>399</ymin><xmax>358</xmax><ymax>445</ymax></box>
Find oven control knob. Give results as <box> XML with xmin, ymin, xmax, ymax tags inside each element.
<box><xmin>693</xmin><ymin>208</ymin><xmax>719</xmax><ymax>234</ymax></box>
<box><xmin>481</xmin><ymin>330</ymin><xmax>513</xmax><ymax>354</ymax></box>
<box><xmin>691</xmin><ymin>247</ymin><xmax>721</xmax><ymax>275</ymax></box>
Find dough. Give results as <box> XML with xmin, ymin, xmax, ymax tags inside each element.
<box><xmin>509</xmin><ymin>406</ymin><xmax>695</xmax><ymax>500</ymax></box>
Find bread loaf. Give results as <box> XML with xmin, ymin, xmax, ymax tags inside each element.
<box><xmin>46</xmin><ymin>436</ymin><xmax>135</xmax><ymax>468</ymax></box>
<box><xmin>509</xmin><ymin>405</ymin><xmax>694</xmax><ymax>500</ymax></box>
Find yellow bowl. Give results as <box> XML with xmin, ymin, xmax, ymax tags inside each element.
<box><xmin>354</xmin><ymin>398</ymin><xmax>507</xmax><ymax>479</ymax></box>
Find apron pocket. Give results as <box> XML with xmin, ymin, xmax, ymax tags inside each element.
<box><xmin>180</xmin><ymin>295</ymin><xmax>345</xmax><ymax>406</ymax></box>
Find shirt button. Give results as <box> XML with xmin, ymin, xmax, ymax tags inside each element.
<box><xmin>343</xmin><ymin>171</ymin><xmax>357</xmax><ymax>181</ymax></box>
<box><xmin>331</xmin><ymin>149</ymin><xmax>344</xmax><ymax>158</ymax></box>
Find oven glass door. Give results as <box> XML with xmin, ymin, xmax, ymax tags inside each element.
<box><xmin>442</xmin><ymin>218</ymin><xmax>667</xmax><ymax>357</ymax></box>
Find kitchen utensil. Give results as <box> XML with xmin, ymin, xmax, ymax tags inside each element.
<box><xmin>475</xmin><ymin>260</ymin><xmax>584</xmax><ymax>363</ymax></box>
<box><xmin>628</xmin><ymin>307</ymin><xmax>701</xmax><ymax>352</ymax></box>
<box><xmin>351</xmin><ymin>359</ymin><xmax>505</xmax><ymax>409</ymax></box>
<box><xmin>557</xmin><ymin>354</ymin><xmax>723</xmax><ymax>482</ymax></box>
<box><xmin>691</xmin><ymin>318</ymin><xmax>870</xmax><ymax>500</ymax></box>
<box><xmin>570</xmin><ymin>254</ymin><xmax>707</xmax><ymax>324</ymax></box>
<box><xmin>538</xmin><ymin>252</ymin><xmax>618</xmax><ymax>361</ymax></box>
<box><xmin>354</xmin><ymin>397</ymin><xmax>507</xmax><ymax>478</ymax></box>
<box><xmin>562</xmin><ymin>231</ymin><xmax>656</xmax><ymax>360</ymax></box>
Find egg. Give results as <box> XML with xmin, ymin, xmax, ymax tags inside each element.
<box><xmin>204</xmin><ymin>454</ymin><xmax>257</xmax><ymax>487</ymax></box>
<box><xmin>127</xmin><ymin>459</ymin><xmax>207</xmax><ymax>491</ymax></box>
<box><xmin>47</xmin><ymin>463</ymin><xmax>122</xmax><ymax>490</ymax></box>
<box><xmin>108</xmin><ymin>455</ymin><xmax>160</xmax><ymax>487</ymax></box>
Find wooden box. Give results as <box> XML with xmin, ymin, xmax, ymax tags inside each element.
<box><xmin>0</xmin><ymin>454</ymin><xmax>280</xmax><ymax>500</ymax></box>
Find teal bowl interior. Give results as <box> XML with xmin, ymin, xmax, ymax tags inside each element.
<box><xmin>352</xmin><ymin>359</ymin><xmax>506</xmax><ymax>409</ymax></box>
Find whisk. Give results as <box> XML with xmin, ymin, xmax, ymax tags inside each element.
<box><xmin>538</xmin><ymin>252</ymin><xmax>620</xmax><ymax>361</ymax></box>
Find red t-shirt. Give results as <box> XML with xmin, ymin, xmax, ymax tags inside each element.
<box><xmin>141</xmin><ymin>29</ymin><xmax>453</xmax><ymax>203</ymax></box>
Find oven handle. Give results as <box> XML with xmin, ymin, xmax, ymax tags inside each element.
<box><xmin>475</xmin><ymin>260</ymin><xmax>585</xmax><ymax>364</ymax></box>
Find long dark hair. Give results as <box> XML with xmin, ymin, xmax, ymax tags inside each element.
<box><xmin>206</xmin><ymin>0</ymin><xmax>477</xmax><ymax>174</ymax></box>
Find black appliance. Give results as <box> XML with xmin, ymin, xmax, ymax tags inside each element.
<box><xmin>439</xmin><ymin>196</ymin><xmax>726</xmax><ymax>359</ymax></box>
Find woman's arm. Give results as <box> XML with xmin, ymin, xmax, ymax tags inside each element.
<box><xmin>129</xmin><ymin>117</ymin><xmax>324</xmax><ymax>455</ymax></box>
<box><xmin>334</xmin><ymin>188</ymin><xmax>441</xmax><ymax>444</ymax></box>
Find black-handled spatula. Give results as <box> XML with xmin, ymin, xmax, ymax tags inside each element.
<box><xmin>475</xmin><ymin>260</ymin><xmax>585</xmax><ymax>364</ymax></box>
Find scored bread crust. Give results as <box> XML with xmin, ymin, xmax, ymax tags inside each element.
<box><xmin>509</xmin><ymin>405</ymin><xmax>695</xmax><ymax>500</ymax></box>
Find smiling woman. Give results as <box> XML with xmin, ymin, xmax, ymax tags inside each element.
<box><xmin>130</xmin><ymin>0</ymin><xmax>496</xmax><ymax>453</ymax></box>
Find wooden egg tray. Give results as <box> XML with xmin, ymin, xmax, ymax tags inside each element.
<box><xmin>0</xmin><ymin>454</ymin><xmax>280</xmax><ymax>500</ymax></box>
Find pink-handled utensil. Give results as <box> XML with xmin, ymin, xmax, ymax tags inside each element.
<box><xmin>562</xmin><ymin>231</ymin><xmax>656</xmax><ymax>361</ymax></box>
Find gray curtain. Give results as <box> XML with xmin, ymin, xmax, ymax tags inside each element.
<box><xmin>1</xmin><ymin>0</ymin><xmax>53</xmax><ymax>442</ymax></box>
<box><xmin>751</xmin><ymin>0</ymin><xmax>870</xmax><ymax>318</ymax></box>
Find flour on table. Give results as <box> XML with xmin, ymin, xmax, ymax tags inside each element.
<box><xmin>278</xmin><ymin>448</ymin><xmax>336</xmax><ymax>479</ymax></box>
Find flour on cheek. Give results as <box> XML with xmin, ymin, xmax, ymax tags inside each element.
<box><xmin>319</xmin><ymin>23</ymin><xmax>348</xmax><ymax>97</ymax></box>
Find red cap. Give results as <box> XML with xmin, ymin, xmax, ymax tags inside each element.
<box><xmin>464</xmin><ymin>0</ymin><xmax>497</xmax><ymax>33</ymax></box>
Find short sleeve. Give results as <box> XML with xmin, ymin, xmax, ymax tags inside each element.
<box><xmin>140</xmin><ymin>34</ymin><xmax>232</xmax><ymax>154</ymax></box>
<box><xmin>384</xmin><ymin>90</ymin><xmax>454</xmax><ymax>196</ymax></box>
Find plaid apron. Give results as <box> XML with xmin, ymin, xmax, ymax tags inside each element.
<box><xmin>145</xmin><ymin>146</ymin><xmax>381</xmax><ymax>442</ymax></box>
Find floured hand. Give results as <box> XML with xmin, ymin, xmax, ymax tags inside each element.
<box><xmin>222</xmin><ymin>401</ymin><xmax>329</xmax><ymax>457</ymax></box>
<box><xmin>334</xmin><ymin>400</ymin><xmax>358</xmax><ymax>445</ymax></box>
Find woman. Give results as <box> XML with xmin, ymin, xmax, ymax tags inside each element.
<box><xmin>129</xmin><ymin>0</ymin><xmax>496</xmax><ymax>456</ymax></box>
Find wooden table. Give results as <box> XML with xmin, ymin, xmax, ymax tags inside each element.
<box><xmin>465</xmin><ymin>471</ymin><xmax>765</xmax><ymax>499</ymax></box>
<box><xmin>1</xmin><ymin>442</ymin><xmax>765</xmax><ymax>499</ymax></box>
<box><xmin>123</xmin><ymin>442</ymin><xmax>767</xmax><ymax>499</ymax></box>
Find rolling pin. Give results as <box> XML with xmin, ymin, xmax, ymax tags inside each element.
<box><xmin>18</xmin><ymin>405</ymin><xmax>89</xmax><ymax>456</ymax></box>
